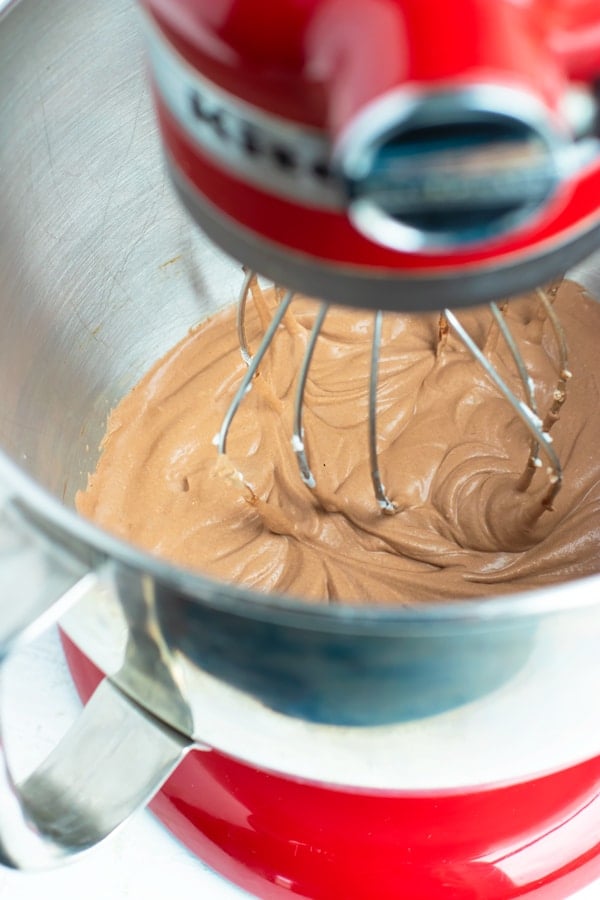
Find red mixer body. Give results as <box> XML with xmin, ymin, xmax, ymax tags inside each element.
<box><xmin>63</xmin><ymin>633</ymin><xmax>600</xmax><ymax>899</ymax></box>
<box><xmin>140</xmin><ymin>0</ymin><xmax>600</xmax><ymax>309</ymax></box>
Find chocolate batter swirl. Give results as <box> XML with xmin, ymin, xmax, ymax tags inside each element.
<box><xmin>77</xmin><ymin>280</ymin><xmax>600</xmax><ymax>604</ymax></box>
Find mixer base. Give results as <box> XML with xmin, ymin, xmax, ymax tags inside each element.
<box><xmin>61</xmin><ymin>633</ymin><xmax>600</xmax><ymax>899</ymax></box>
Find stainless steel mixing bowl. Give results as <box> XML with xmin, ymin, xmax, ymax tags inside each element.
<box><xmin>1</xmin><ymin>0</ymin><xmax>600</xmax><ymax>871</ymax></box>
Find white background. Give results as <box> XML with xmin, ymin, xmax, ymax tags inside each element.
<box><xmin>0</xmin><ymin>630</ymin><xmax>598</xmax><ymax>900</ymax></box>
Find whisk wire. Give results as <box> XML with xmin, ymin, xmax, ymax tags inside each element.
<box><xmin>488</xmin><ymin>302</ymin><xmax>543</xmax><ymax>492</ymax></box>
<box><xmin>535</xmin><ymin>287</ymin><xmax>572</xmax><ymax>434</ymax></box>
<box><xmin>444</xmin><ymin>307</ymin><xmax>562</xmax><ymax>509</ymax></box>
<box><xmin>369</xmin><ymin>311</ymin><xmax>397</xmax><ymax>514</ymax></box>
<box><xmin>237</xmin><ymin>269</ymin><xmax>255</xmax><ymax>366</ymax></box>
<box><xmin>292</xmin><ymin>302</ymin><xmax>328</xmax><ymax>488</ymax></box>
<box><xmin>218</xmin><ymin>288</ymin><xmax>294</xmax><ymax>455</ymax></box>
<box><xmin>220</xmin><ymin>272</ymin><xmax>567</xmax><ymax>516</ymax></box>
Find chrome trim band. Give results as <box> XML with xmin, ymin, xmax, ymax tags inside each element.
<box><xmin>169</xmin><ymin>159</ymin><xmax>600</xmax><ymax>312</ymax></box>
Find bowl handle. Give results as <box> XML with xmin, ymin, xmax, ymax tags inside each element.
<box><xmin>0</xmin><ymin>497</ymin><xmax>192</xmax><ymax>869</ymax></box>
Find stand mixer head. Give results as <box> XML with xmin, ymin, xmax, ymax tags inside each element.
<box><xmin>139</xmin><ymin>0</ymin><xmax>600</xmax><ymax>310</ymax></box>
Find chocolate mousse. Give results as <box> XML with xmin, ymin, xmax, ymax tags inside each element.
<box><xmin>77</xmin><ymin>280</ymin><xmax>600</xmax><ymax>603</ymax></box>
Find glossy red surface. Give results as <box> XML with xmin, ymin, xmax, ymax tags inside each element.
<box><xmin>305</xmin><ymin>0</ymin><xmax>565</xmax><ymax>136</ymax></box>
<box><xmin>143</xmin><ymin>0</ymin><xmax>600</xmax><ymax>279</ymax></box>
<box><xmin>157</xmin><ymin>95</ymin><xmax>600</xmax><ymax>272</ymax></box>
<box><xmin>61</xmin><ymin>632</ymin><xmax>600</xmax><ymax>899</ymax></box>
<box><xmin>141</xmin><ymin>0</ymin><xmax>600</xmax><ymax>120</ymax></box>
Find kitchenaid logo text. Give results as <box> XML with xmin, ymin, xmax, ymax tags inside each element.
<box><xmin>141</xmin><ymin>13</ymin><xmax>340</xmax><ymax>209</ymax></box>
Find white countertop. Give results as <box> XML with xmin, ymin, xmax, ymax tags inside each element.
<box><xmin>0</xmin><ymin>629</ymin><xmax>597</xmax><ymax>900</ymax></box>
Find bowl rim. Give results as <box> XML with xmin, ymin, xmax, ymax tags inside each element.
<box><xmin>2</xmin><ymin>449</ymin><xmax>599</xmax><ymax>633</ymax></box>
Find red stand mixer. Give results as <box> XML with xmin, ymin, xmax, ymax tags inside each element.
<box><xmin>69</xmin><ymin>1</ymin><xmax>600</xmax><ymax>897</ymax></box>
<box><xmin>1</xmin><ymin>0</ymin><xmax>600</xmax><ymax>897</ymax></box>
<box><xmin>62</xmin><ymin>633</ymin><xmax>600</xmax><ymax>900</ymax></box>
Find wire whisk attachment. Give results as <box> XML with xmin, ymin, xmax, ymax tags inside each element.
<box><xmin>217</xmin><ymin>271</ymin><xmax>569</xmax><ymax>518</ymax></box>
